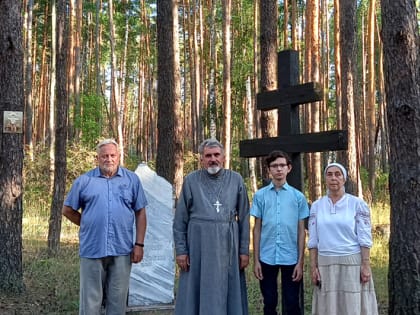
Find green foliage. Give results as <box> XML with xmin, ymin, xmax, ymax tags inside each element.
<box><xmin>74</xmin><ymin>94</ymin><xmax>104</xmax><ymax>148</ymax></box>
<box><xmin>24</xmin><ymin>149</ymin><xmax>52</xmax><ymax>218</ymax></box>
<box><xmin>64</xmin><ymin>143</ymin><xmax>98</xmax><ymax>182</ymax></box>
<box><xmin>181</xmin><ymin>150</ymin><xmax>200</xmax><ymax>176</ymax></box>
<box><xmin>359</xmin><ymin>166</ymin><xmax>390</xmax><ymax>204</ymax></box>
<box><xmin>124</xmin><ymin>152</ymin><xmax>154</xmax><ymax>172</ymax></box>
<box><xmin>374</xmin><ymin>171</ymin><xmax>390</xmax><ymax>203</ymax></box>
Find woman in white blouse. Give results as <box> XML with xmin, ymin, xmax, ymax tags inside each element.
<box><xmin>308</xmin><ymin>163</ymin><xmax>378</xmax><ymax>315</ymax></box>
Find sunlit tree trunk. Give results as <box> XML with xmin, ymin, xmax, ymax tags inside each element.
<box><xmin>117</xmin><ymin>3</ymin><xmax>130</xmax><ymax>165</ymax></box>
<box><xmin>24</xmin><ymin>0</ymin><xmax>34</xmax><ymax>160</ymax></box>
<box><xmin>137</xmin><ymin>0</ymin><xmax>149</xmax><ymax>158</ymax></box>
<box><xmin>321</xmin><ymin>0</ymin><xmax>329</xmax><ymax>132</ymax></box>
<box><xmin>36</xmin><ymin>5</ymin><xmax>50</xmax><ymax>145</ymax></box>
<box><xmin>291</xmin><ymin>0</ymin><xmax>298</xmax><ymax>50</ymax></box>
<box><xmin>136</xmin><ymin>57</ymin><xmax>144</xmax><ymax>158</ymax></box>
<box><xmin>304</xmin><ymin>0</ymin><xmax>312</xmax><ymax>197</ymax></box>
<box><xmin>193</xmin><ymin>0</ymin><xmax>202</xmax><ymax>149</ymax></box>
<box><xmin>198</xmin><ymin>2</ymin><xmax>205</xmax><ymax>145</ymax></box>
<box><xmin>283</xmin><ymin>0</ymin><xmax>289</xmax><ymax>48</ymax></box>
<box><xmin>307</xmin><ymin>0</ymin><xmax>322</xmax><ymax>201</ymax></box>
<box><xmin>29</xmin><ymin>1</ymin><xmax>38</xmax><ymax>145</ymax></box>
<box><xmin>246</xmin><ymin>77</ymin><xmax>258</xmax><ymax>193</ymax></box>
<box><xmin>108</xmin><ymin>0</ymin><xmax>118</xmax><ymax>139</ymax></box>
<box><xmin>68</xmin><ymin>0</ymin><xmax>76</xmax><ymax>139</ymax></box>
<box><xmin>222</xmin><ymin>0</ymin><xmax>232</xmax><ymax>168</ymax></box>
<box><xmin>72</xmin><ymin>0</ymin><xmax>82</xmax><ymax>141</ymax></box>
<box><xmin>320</xmin><ymin>0</ymin><xmax>330</xmax><ymax>170</ymax></box>
<box><xmin>359</xmin><ymin>15</ymin><xmax>367</xmax><ymax>169</ymax></box>
<box><xmin>94</xmin><ymin>0</ymin><xmax>101</xmax><ymax>96</ymax></box>
<box><xmin>366</xmin><ymin>0</ymin><xmax>376</xmax><ymax>197</ymax></box>
<box><xmin>334</xmin><ymin>0</ymin><xmax>342</xmax><ymax>132</ymax></box>
<box><xmin>137</xmin><ymin>64</ymin><xmax>145</xmax><ymax>157</ymax></box>
<box><xmin>147</xmin><ymin>82</ymin><xmax>156</xmax><ymax>161</ymax></box>
<box><xmin>49</xmin><ymin>0</ymin><xmax>57</xmax><ymax>191</ymax></box>
<box><xmin>253</xmin><ymin>0</ymin><xmax>262</xmax><ymax>178</ymax></box>
<box><xmin>208</xmin><ymin>0</ymin><xmax>217</xmax><ymax>139</ymax></box>
<box><xmin>376</xmin><ymin>27</ymin><xmax>388</xmax><ymax>171</ymax></box>
<box><xmin>181</xmin><ymin>0</ymin><xmax>191</xmax><ymax>152</ymax></box>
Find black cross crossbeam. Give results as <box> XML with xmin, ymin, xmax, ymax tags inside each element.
<box><xmin>257</xmin><ymin>82</ymin><xmax>323</xmax><ymax>110</ymax></box>
<box><xmin>240</xmin><ymin>130</ymin><xmax>348</xmax><ymax>157</ymax></box>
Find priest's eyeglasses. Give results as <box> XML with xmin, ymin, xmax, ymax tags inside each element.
<box><xmin>269</xmin><ymin>163</ymin><xmax>288</xmax><ymax>169</ymax></box>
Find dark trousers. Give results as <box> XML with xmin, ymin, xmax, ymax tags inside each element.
<box><xmin>259</xmin><ymin>260</ymin><xmax>302</xmax><ymax>315</ymax></box>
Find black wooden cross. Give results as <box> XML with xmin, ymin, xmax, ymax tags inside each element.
<box><xmin>240</xmin><ymin>50</ymin><xmax>347</xmax><ymax>315</ymax></box>
<box><xmin>240</xmin><ymin>50</ymin><xmax>348</xmax><ymax>191</ymax></box>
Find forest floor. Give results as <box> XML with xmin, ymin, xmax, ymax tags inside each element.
<box><xmin>1</xmin><ymin>192</ymin><xmax>389</xmax><ymax>314</ymax></box>
<box><xmin>0</xmin><ymin>293</ymin><xmax>388</xmax><ymax>315</ymax></box>
<box><xmin>0</xmin><ymin>234</ymin><xmax>389</xmax><ymax>315</ymax></box>
<box><xmin>0</xmin><ymin>292</ymin><xmax>174</xmax><ymax>315</ymax></box>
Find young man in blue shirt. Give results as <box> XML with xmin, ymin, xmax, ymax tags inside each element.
<box><xmin>251</xmin><ymin>150</ymin><xmax>309</xmax><ymax>315</ymax></box>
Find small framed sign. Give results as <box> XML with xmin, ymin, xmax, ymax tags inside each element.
<box><xmin>3</xmin><ymin>111</ymin><xmax>23</xmax><ymax>133</ymax></box>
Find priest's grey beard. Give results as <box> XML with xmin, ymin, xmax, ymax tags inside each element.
<box><xmin>207</xmin><ymin>166</ymin><xmax>221</xmax><ymax>175</ymax></box>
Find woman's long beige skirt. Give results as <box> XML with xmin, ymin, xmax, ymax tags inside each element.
<box><xmin>312</xmin><ymin>254</ymin><xmax>378</xmax><ymax>315</ymax></box>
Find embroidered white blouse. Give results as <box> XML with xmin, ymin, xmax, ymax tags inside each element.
<box><xmin>307</xmin><ymin>193</ymin><xmax>373</xmax><ymax>256</ymax></box>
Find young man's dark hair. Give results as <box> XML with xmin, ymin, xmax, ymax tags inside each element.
<box><xmin>265</xmin><ymin>150</ymin><xmax>292</xmax><ymax>167</ymax></box>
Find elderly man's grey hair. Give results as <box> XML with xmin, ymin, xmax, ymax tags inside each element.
<box><xmin>198</xmin><ymin>138</ymin><xmax>225</xmax><ymax>155</ymax></box>
<box><xmin>96</xmin><ymin>138</ymin><xmax>119</xmax><ymax>154</ymax></box>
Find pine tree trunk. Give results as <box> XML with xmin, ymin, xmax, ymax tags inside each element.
<box><xmin>48</xmin><ymin>0</ymin><xmax>68</xmax><ymax>253</ymax></box>
<box><xmin>381</xmin><ymin>0</ymin><xmax>420</xmax><ymax>312</ymax></box>
<box><xmin>259</xmin><ymin>0</ymin><xmax>278</xmax><ymax>139</ymax></box>
<box><xmin>259</xmin><ymin>0</ymin><xmax>278</xmax><ymax>178</ymax></box>
<box><xmin>156</xmin><ymin>0</ymin><xmax>184</xmax><ymax>196</ymax></box>
<box><xmin>0</xmin><ymin>0</ymin><xmax>25</xmax><ymax>293</ymax></box>
<box><xmin>339</xmin><ymin>0</ymin><xmax>361</xmax><ymax>196</ymax></box>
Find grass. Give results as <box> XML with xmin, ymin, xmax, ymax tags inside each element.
<box><xmin>2</xmin><ymin>200</ymin><xmax>388</xmax><ymax>315</ymax></box>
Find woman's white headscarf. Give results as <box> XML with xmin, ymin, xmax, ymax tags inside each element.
<box><xmin>324</xmin><ymin>162</ymin><xmax>347</xmax><ymax>181</ymax></box>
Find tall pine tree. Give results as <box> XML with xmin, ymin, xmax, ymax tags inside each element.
<box><xmin>0</xmin><ymin>0</ymin><xmax>25</xmax><ymax>292</ymax></box>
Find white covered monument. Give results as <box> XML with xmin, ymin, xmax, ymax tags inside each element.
<box><xmin>128</xmin><ymin>164</ymin><xmax>175</xmax><ymax>308</ymax></box>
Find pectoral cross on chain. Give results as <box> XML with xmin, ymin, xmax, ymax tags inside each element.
<box><xmin>213</xmin><ymin>200</ymin><xmax>222</xmax><ymax>213</ymax></box>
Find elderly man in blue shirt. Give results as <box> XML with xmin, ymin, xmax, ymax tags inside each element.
<box><xmin>251</xmin><ymin>150</ymin><xmax>309</xmax><ymax>315</ymax></box>
<box><xmin>62</xmin><ymin>138</ymin><xmax>147</xmax><ymax>315</ymax></box>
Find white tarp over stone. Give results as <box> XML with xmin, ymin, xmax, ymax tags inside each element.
<box><xmin>128</xmin><ymin>164</ymin><xmax>175</xmax><ymax>306</ymax></box>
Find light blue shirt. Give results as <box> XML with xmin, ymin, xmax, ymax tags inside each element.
<box><xmin>64</xmin><ymin>167</ymin><xmax>147</xmax><ymax>258</ymax></box>
<box><xmin>251</xmin><ymin>182</ymin><xmax>309</xmax><ymax>265</ymax></box>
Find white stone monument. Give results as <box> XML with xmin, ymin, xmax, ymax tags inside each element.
<box><xmin>128</xmin><ymin>164</ymin><xmax>175</xmax><ymax>308</ymax></box>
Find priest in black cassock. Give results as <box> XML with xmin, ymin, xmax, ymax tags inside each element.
<box><xmin>173</xmin><ymin>138</ymin><xmax>250</xmax><ymax>315</ymax></box>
